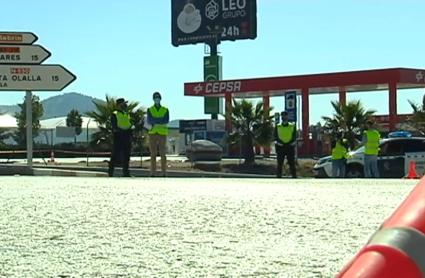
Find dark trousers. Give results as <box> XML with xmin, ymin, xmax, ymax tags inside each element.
<box><xmin>276</xmin><ymin>144</ymin><xmax>297</xmax><ymax>178</ymax></box>
<box><xmin>109</xmin><ymin>133</ymin><xmax>131</xmax><ymax>177</ymax></box>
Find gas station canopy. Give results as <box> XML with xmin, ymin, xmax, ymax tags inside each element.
<box><xmin>184</xmin><ymin>67</ymin><xmax>425</xmax><ymax>154</ymax></box>
<box><xmin>184</xmin><ymin>67</ymin><xmax>425</xmax><ymax>97</ymax></box>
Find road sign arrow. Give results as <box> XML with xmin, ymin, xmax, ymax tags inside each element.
<box><xmin>0</xmin><ymin>65</ymin><xmax>76</xmax><ymax>91</ymax></box>
<box><xmin>0</xmin><ymin>32</ymin><xmax>38</xmax><ymax>45</ymax></box>
<box><xmin>0</xmin><ymin>44</ymin><xmax>51</xmax><ymax>64</ymax></box>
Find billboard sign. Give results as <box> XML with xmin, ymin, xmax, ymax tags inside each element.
<box><xmin>56</xmin><ymin>126</ymin><xmax>76</xmax><ymax>138</ymax></box>
<box><xmin>285</xmin><ymin>91</ymin><xmax>297</xmax><ymax>122</ymax></box>
<box><xmin>171</xmin><ymin>0</ymin><xmax>257</xmax><ymax>46</ymax></box>
<box><xmin>179</xmin><ymin>120</ymin><xmax>207</xmax><ymax>133</ymax></box>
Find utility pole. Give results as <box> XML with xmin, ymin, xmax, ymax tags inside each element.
<box><xmin>26</xmin><ymin>90</ymin><xmax>33</xmax><ymax>168</ymax></box>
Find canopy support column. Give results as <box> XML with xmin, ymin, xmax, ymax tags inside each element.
<box><xmin>389</xmin><ymin>82</ymin><xmax>397</xmax><ymax>131</ymax></box>
<box><xmin>302</xmin><ymin>87</ymin><xmax>310</xmax><ymax>155</ymax></box>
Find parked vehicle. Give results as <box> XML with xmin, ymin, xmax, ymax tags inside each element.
<box><xmin>313</xmin><ymin>137</ymin><xmax>425</xmax><ymax>178</ymax></box>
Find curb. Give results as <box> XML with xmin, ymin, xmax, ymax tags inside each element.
<box><xmin>33</xmin><ymin>168</ymin><xmax>108</xmax><ymax>177</ymax></box>
<box><xmin>34</xmin><ymin>165</ymin><xmax>275</xmax><ymax>178</ymax></box>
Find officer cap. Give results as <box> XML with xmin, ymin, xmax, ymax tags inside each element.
<box><xmin>116</xmin><ymin>98</ymin><xmax>127</xmax><ymax>105</ymax></box>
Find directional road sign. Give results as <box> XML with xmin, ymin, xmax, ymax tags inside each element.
<box><xmin>0</xmin><ymin>32</ymin><xmax>38</xmax><ymax>45</ymax></box>
<box><xmin>0</xmin><ymin>44</ymin><xmax>51</xmax><ymax>64</ymax></box>
<box><xmin>0</xmin><ymin>65</ymin><xmax>76</xmax><ymax>91</ymax></box>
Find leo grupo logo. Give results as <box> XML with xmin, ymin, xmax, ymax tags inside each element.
<box><xmin>177</xmin><ymin>3</ymin><xmax>202</xmax><ymax>34</ymax></box>
<box><xmin>205</xmin><ymin>0</ymin><xmax>219</xmax><ymax>20</ymax></box>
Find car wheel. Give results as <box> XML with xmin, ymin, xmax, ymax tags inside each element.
<box><xmin>346</xmin><ymin>166</ymin><xmax>364</xmax><ymax>178</ymax></box>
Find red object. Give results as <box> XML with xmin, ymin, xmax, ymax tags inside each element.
<box><xmin>341</xmin><ymin>247</ymin><xmax>421</xmax><ymax>278</ymax></box>
<box><xmin>184</xmin><ymin>68</ymin><xmax>425</xmax><ymax>154</ymax></box>
<box><xmin>405</xmin><ymin>160</ymin><xmax>420</xmax><ymax>179</ymax></box>
<box><xmin>338</xmin><ymin>178</ymin><xmax>425</xmax><ymax>277</ymax></box>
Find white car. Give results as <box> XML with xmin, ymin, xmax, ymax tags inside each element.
<box><xmin>313</xmin><ymin>137</ymin><xmax>425</xmax><ymax>178</ymax></box>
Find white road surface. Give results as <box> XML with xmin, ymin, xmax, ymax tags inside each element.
<box><xmin>0</xmin><ymin>177</ymin><xmax>418</xmax><ymax>277</ymax></box>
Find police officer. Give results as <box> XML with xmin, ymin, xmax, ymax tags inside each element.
<box><xmin>362</xmin><ymin>120</ymin><xmax>381</xmax><ymax>178</ymax></box>
<box><xmin>147</xmin><ymin>92</ymin><xmax>169</xmax><ymax>177</ymax></box>
<box><xmin>331</xmin><ymin>132</ymin><xmax>349</xmax><ymax>178</ymax></box>
<box><xmin>108</xmin><ymin>98</ymin><xmax>132</xmax><ymax>177</ymax></box>
<box><xmin>275</xmin><ymin>111</ymin><xmax>297</xmax><ymax>178</ymax></box>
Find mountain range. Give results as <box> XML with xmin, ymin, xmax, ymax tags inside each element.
<box><xmin>0</xmin><ymin>92</ymin><xmax>104</xmax><ymax>119</ymax></box>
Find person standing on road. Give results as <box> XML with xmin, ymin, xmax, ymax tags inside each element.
<box><xmin>275</xmin><ymin>111</ymin><xmax>297</xmax><ymax>178</ymax></box>
<box><xmin>109</xmin><ymin>98</ymin><xmax>132</xmax><ymax>177</ymax></box>
<box><xmin>331</xmin><ymin>132</ymin><xmax>349</xmax><ymax>178</ymax></box>
<box><xmin>147</xmin><ymin>92</ymin><xmax>169</xmax><ymax>177</ymax></box>
<box><xmin>362</xmin><ymin>120</ymin><xmax>381</xmax><ymax>178</ymax></box>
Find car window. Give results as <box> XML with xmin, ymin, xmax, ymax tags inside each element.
<box><xmin>403</xmin><ymin>139</ymin><xmax>425</xmax><ymax>153</ymax></box>
<box><xmin>380</xmin><ymin>141</ymin><xmax>404</xmax><ymax>156</ymax></box>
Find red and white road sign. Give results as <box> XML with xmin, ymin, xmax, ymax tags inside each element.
<box><xmin>0</xmin><ymin>44</ymin><xmax>51</xmax><ymax>64</ymax></box>
<box><xmin>0</xmin><ymin>65</ymin><xmax>76</xmax><ymax>91</ymax></box>
<box><xmin>0</xmin><ymin>32</ymin><xmax>38</xmax><ymax>45</ymax></box>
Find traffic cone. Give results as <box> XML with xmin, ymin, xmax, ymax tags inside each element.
<box><xmin>338</xmin><ymin>177</ymin><xmax>425</xmax><ymax>277</ymax></box>
<box><xmin>405</xmin><ymin>160</ymin><xmax>420</xmax><ymax>179</ymax></box>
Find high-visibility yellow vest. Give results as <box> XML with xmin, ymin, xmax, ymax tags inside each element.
<box><xmin>148</xmin><ymin>106</ymin><xmax>168</xmax><ymax>136</ymax></box>
<box><xmin>332</xmin><ymin>140</ymin><xmax>348</xmax><ymax>160</ymax></box>
<box><xmin>364</xmin><ymin>129</ymin><xmax>380</xmax><ymax>155</ymax></box>
<box><xmin>277</xmin><ymin>124</ymin><xmax>295</xmax><ymax>143</ymax></box>
<box><xmin>114</xmin><ymin>111</ymin><xmax>131</xmax><ymax>130</ymax></box>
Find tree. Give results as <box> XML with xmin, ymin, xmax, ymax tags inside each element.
<box><xmin>322</xmin><ymin>100</ymin><xmax>376</xmax><ymax>149</ymax></box>
<box><xmin>13</xmin><ymin>95</ymin><xmax>44</xmax><ymax>147</ymax></box>
<box><xmin>227</xmin><ymin>99</ymin><xmax>274</xmax><ymax>165</ymax></box>
<box><xmin>408</xmin><ymin>94</ymin><xmax>425</xmax><ymax>134</ymax></box>
<box><xmin>86</xmin><ymin>95</ymin><xmax>145</xmax><ymax>150</ymax></box>
<box><xmin>66</xmin><ymin>109</ymin><xmax>83</xmax><ymax>143</ymax></box>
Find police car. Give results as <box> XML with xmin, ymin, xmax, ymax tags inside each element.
<box><xmin>313</xmin><ymin>134</ymin><xmax>425</xmax><ymax>178</ymax></box>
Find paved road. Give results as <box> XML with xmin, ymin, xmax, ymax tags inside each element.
<box><xmin>0</xmin><ymin>177</ymin><xmax>417</xmax><ymax>277</ymax></box>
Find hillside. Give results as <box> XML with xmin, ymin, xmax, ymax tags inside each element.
<box><xmin>0</xmin><ymin>92</ymin><xmax>104</xmax><ymax>119</ymax></box>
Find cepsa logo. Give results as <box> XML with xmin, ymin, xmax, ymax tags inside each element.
<box><xmin>194</xmin><ymin>80</ymin><xmax>242</xmax><ymax>94</ymax></box>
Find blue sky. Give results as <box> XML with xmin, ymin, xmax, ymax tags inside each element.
<box><xmin>0</xmin><ymin>1</ymin><xmax>425</xmax><ymax>124</ymax></box>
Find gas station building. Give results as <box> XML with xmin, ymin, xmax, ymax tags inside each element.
<box><xmin>185</xmin><ymin>67</ymin><xmax>425</xmax><ymax>155</ymax></box>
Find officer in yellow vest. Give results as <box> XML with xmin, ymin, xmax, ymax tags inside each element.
<box><xmin>275</xmin><ymin>111</ymin><xmax>297</xmax><ymax>178</ymax></box>
<box><xmin>331</xmin><ymin>132</ymin><xmax>349</xmax><ymax>178</ymax></box>
<box><xmin>147</xmin><ymin>92</ymin><xmax>169</xmax><ymax>177</ymax></box>
<box><xmin>362</xmin><ymin>120</ymin><xmax>381</xmax><ymax>178</ymax></box>
<box><xmin>109</xmin><ymin>98</ymin><xmax>132</xmax><ymax>177</ymax></box>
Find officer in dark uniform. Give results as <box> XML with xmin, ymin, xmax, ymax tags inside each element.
<box><xmin>275</xmin><ymin>111</ymin><xmax>297</xmax><ymax>178</ymax></box>
<box><xmin>109</xmin><ymin>98</ymin><xmax>132</xmax><ymax>177</ymax></box>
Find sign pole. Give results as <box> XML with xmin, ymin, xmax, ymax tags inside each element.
<box><xmin>205</xmin><ymin>37</ymin><xmax>222</xmax><ymax>120</ymax></box>
<box><xmin>25</xmin><ymin>90</ymin><xmax>33</xmax><ymax>168</ymax></box>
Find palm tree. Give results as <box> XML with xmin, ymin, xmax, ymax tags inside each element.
<box><xmin>322</xmin><ymin>100</ymin><xmax>376</xmax><ymax>149</ymax></box>
<box><xmin>227</xmin><ymin>99</ymin><xmax>274</xmax><ymax>165</ymax></box>
<box><xmin>86</xmin><ymin>95</ymin><xmax>145</xmax><ymax>150</ymax></box>
<box><xmin>408</xmin><ymin>94</ymin><xmax>425</xmax><ymax>134</ymax></box>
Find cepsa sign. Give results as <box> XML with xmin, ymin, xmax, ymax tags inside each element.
<box><xmin>171</xmin><ymin>0</ymin><xmax>257</xmax><ymax>46</ymax></box>
<box><xmin>186</xmin><ymin>80</ymin><xmax>242</xmax><ymax>96</ymax></box>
